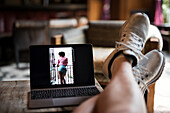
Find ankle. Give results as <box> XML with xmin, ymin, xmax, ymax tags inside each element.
<box><xmin>111</xmin><ymin>54</ymin><xmax>132</xmax><ymax>72</ymax></box>
<box><xmin>111</xmin><ymin>54</ymin><xmax>133</xmax><ymax>78</ymax></box>
<box><xmin>114</xmin><ymin>54</ymin><xmax>133</xmax><ymax>65</ymax></box>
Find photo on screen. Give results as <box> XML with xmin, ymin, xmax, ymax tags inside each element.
<box><xmin>49</xmin><ymin>47</ymin><xmax>74</xmax><ymax>85</ymax></box>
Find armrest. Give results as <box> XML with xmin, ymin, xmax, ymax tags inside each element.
<box><xmin>14</xmin><ymin>20</ymin><xmax>48</xmax><ymax>28</ymax></box>
<box><xmin>143</xmin><ymin>25</ymin><xmax>163</xmax><ymax>54</ymax></box>
<box><xmin>142</xmin><ymin>25</ymin><xmax>163</xmax><ymax>113</ymax></box>
<box><xmin>148</xmin><ymin>24</ymin><xmax>163</xmax><ymax>50</ymax></box>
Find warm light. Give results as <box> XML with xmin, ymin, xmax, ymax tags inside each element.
<box><xmin>150</xmin><ymin>38</ymin><xmax>159</xmax><ymax>42</ymax></box>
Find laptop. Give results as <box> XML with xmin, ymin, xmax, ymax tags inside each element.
<box><xmin>29</xmin><ymin>44</ymin><xmax>101</xmax><ymax>108</ymax></box>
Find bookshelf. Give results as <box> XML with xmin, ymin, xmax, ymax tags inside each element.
<box><xmin>0</xmin><ymin>0</ymin><xmax>88</xmax><ymax>33</ymax></box>
<box><xmin>0</xmin><ymin>0</ymin><xmax>87</xmax><ymax>14</ymax></box>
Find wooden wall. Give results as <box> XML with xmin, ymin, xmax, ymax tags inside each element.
<box><xmin>88</xmin><ymin>0</ymin><xmax>155</xmax><ymax>22</ymax></box>
<box><xmin>87</xmin><ymin>0</ymin><xmax>103</xmax><ymax>21</ymax></box>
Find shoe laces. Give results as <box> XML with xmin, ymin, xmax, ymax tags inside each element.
<box><xmin>133</xmin><ymin>64</ymin><xmax>151</xmax><ymax>93</ymax></box>
<box><xmin>115</xmin><ymin>31</ymin><xmax>147</xmax><ymax>59</ymax></box>
<box><xmin>115</xmin><ymin>31</ymin><xmax>150</xmax><ymax>93</ymax></box>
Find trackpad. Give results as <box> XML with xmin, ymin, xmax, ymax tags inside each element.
<box><xmin>52</xmin><ymin>96</ymin><xmax>90</xmax><ymax>106</ymax></box>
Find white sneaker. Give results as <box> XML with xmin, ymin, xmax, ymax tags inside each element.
<box><xmin>133</xmin><ymin>49</ymin><xmax>165</xmax><ymax>94</ymax></box>
<box><xmin>103</xmin><ymin>13</ymin><xmax>150</xmax><ymax>78</ymax></box>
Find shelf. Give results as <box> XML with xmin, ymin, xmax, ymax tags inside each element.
<box><xmin>0</xmin><ymin>32</ymin><xmax>12</xmax><ymax>39</ymax></box>
<box><xmin>0</xmin><ymin>4</ymin><xmax>87</xmax><ymax>11</ymax></box>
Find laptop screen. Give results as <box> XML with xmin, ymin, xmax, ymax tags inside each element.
<box><xmin>30</xmin><ymin>44</ymin><xmax>95</xmax><ymax>89</ymax></box>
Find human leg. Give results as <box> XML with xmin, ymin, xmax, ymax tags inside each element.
<box><xmin>72</xmin><ymin>95</ymin><xmax>100</xmax><ymax>113</ymax></box>
<box><xmin>72</xmin><ymin>54</ymin><xmax>146</xmax><ymax>113</ymax></box>
<box><xmin>62</xmin><ymin>74</ymin><xmax>66</xmax><ymax>84</ymax></box>
<box><xmin>72</xmin><ymin>54</ymin><xmax>142</xmax><ymax>113</ymax></box>
<box><xmin>72</xmin><ymin>13</ymin><xmax>165</xmax><ymax>113</ymax></box>
<box><xmin>94</xmin><ymin>54</ymin><xmax>146</xmax><ymax>113</ymax></box>
<box><xmin>58</xmin><ymin>65</ymin><xmax>67</xmax><ymax>84</ymax></box>
<box><xmin>103</xmin><ymin>13</ymin><xmax>163</xmax><ymax>93</ymax></box>
<box><xmin>72</xmin><ymin>13</ymin><xmax>149</xmax><ymax>113</ymax></box>
<box><xmin>97</xmin><ymin>42</ymin><xmax>165</xmax><ymax>113</ymax></box>
<box><xmin>95</xmin><ymin>13</ymin><xmax>164</xmax><ymax>113</ymax></box>
<box><xmin>103</xmin><ymin>13</ymin><xmax>150</xmax><ymax>78</ymax></box>
<box><xmin>59</xmin><ymin>71</ymin><xmax>63</xmax><ymax>84</ymax></box>
<box><xmin>72</xmin><ymin>49</ymin><xmax>165</xmax><ymax>113</ymax></box>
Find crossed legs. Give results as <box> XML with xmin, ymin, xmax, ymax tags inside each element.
<box><xmin>72</xmin><ymin>55</ymin><xmax>147</xmax><ymax>113</ymax></box>
<box><xmin>72</xmin><ymin>12</ymin><xmax>165</xmax><ymax>113</ymax></box>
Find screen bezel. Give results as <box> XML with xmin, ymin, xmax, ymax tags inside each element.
<box><xmin>30</xmin><ymin>44</ymin><xmax>95</xmax><ymax>89</ymax></box>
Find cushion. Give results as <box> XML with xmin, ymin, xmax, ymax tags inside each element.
<box><xmin>87</xmin><ymin>21</ymin><xmax>125</xmax><ymax>47</ymax></box>
<box><xmin>93</xmin><ymin>47</ymin><xmax>114</xmax><ymax>73</ymax></box>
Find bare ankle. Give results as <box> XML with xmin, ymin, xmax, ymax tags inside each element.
<box><xmin>113</xmin><ymin>54</ymin><xmax>133</xmax><ymax>65</ymax></box>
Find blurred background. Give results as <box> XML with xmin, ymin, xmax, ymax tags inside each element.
<box><xmin>0</xmin><ymin>0</ymin><xmax>170</xmax><ymax>113</ymax></box>
<box><xmin>0</xmin><ymin>0</ymin><xmax>170</xmax><ymax>65</ymax></box>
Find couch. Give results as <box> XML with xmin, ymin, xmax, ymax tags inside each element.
<box><xmin>13</xmin><ymin>19</ymin><xmax>78</xmax><ymax>68</ymax></box>
<box><xmin>13</xmin><ymin>20</ymin><xmax>48</xmax><ymax>68</ymax></box>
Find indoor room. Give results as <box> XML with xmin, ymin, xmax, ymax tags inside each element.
<box><xmin>0</xmin><ymin>0</ymin><xmax>170</xmax><ymax>113</ymax></box>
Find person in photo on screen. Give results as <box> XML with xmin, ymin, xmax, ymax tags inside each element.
<box><xmin>57</xmin><ymin>51</ymin><xmax>68</xmax><ymax>84</ymax></box>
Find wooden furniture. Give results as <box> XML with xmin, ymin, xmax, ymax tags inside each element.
<box><xmin>0</xmin><ymin>33</ymin><xmax>13</xmax><ymax>65</ymax></box>
<box><xmin>144</xmin><ymin>38</ymin><xmax>160</xmax><ymax>113</ymax></box>
<box><xmin>143</xmin><ymin>24</ymin><xmax>163</xmax><ymax>113</ymax></box>
<box><xmin>13</xmin><ymin>20</ymin><xmax>48</xmax><ymax>68</ymax></box>
<box><xmin>110</xmin><ymin>0</ymin><xmax>155</xmax><ymax>21</ymax></box>
<box><xmin>13</xmin><ymin>19</ymin><xmax>79</xmax><ymax>68</ymax></box>
<box><xmin>0</xmin><ymin>0</ymin><xmax>88</xmax><ymax>36</ymax></box>
<box><xmin>87</xmin><ymin>0</ymin><xmax>103</xmax><ymax>20</ymax></box>
<box><xmin>145</xmin><ymin>24</ymin><xmax>170</xmax><ymax>113</ymax></box>
<box><xmin>156</xmin><ymin>24</ymin><xmax>170</xmax><ymax>53</ymax></box>
<box><xmin>0</xmin><ymin>80</ymin><xmax>103</xmax><ymax>113</ymax></box>
<box><xmin>87</xmin><ymin>0</ymin><xmax>155</xmax><ymax>21</ymax></box>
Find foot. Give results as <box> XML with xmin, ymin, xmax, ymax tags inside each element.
<box><xmin>133</xmin><ymin>49</ymin><xmax>165</xmax><ymax>94</ymax></box>
<box><xmin>103</xmin><ymin>13</ymin><xmax>150</xmax><ymax>78</ymax></box>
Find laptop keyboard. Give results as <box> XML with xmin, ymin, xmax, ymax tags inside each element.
<box><xmin>31</xmin><ymin>87</ymin><xmax>100</xmax><ymax>99</ymax></box>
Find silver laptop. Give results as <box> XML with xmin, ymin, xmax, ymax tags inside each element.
<box><xmin>29</xmin><ymin>44</ymin><xmax>101</xmax><ymax>108</ymax></box>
